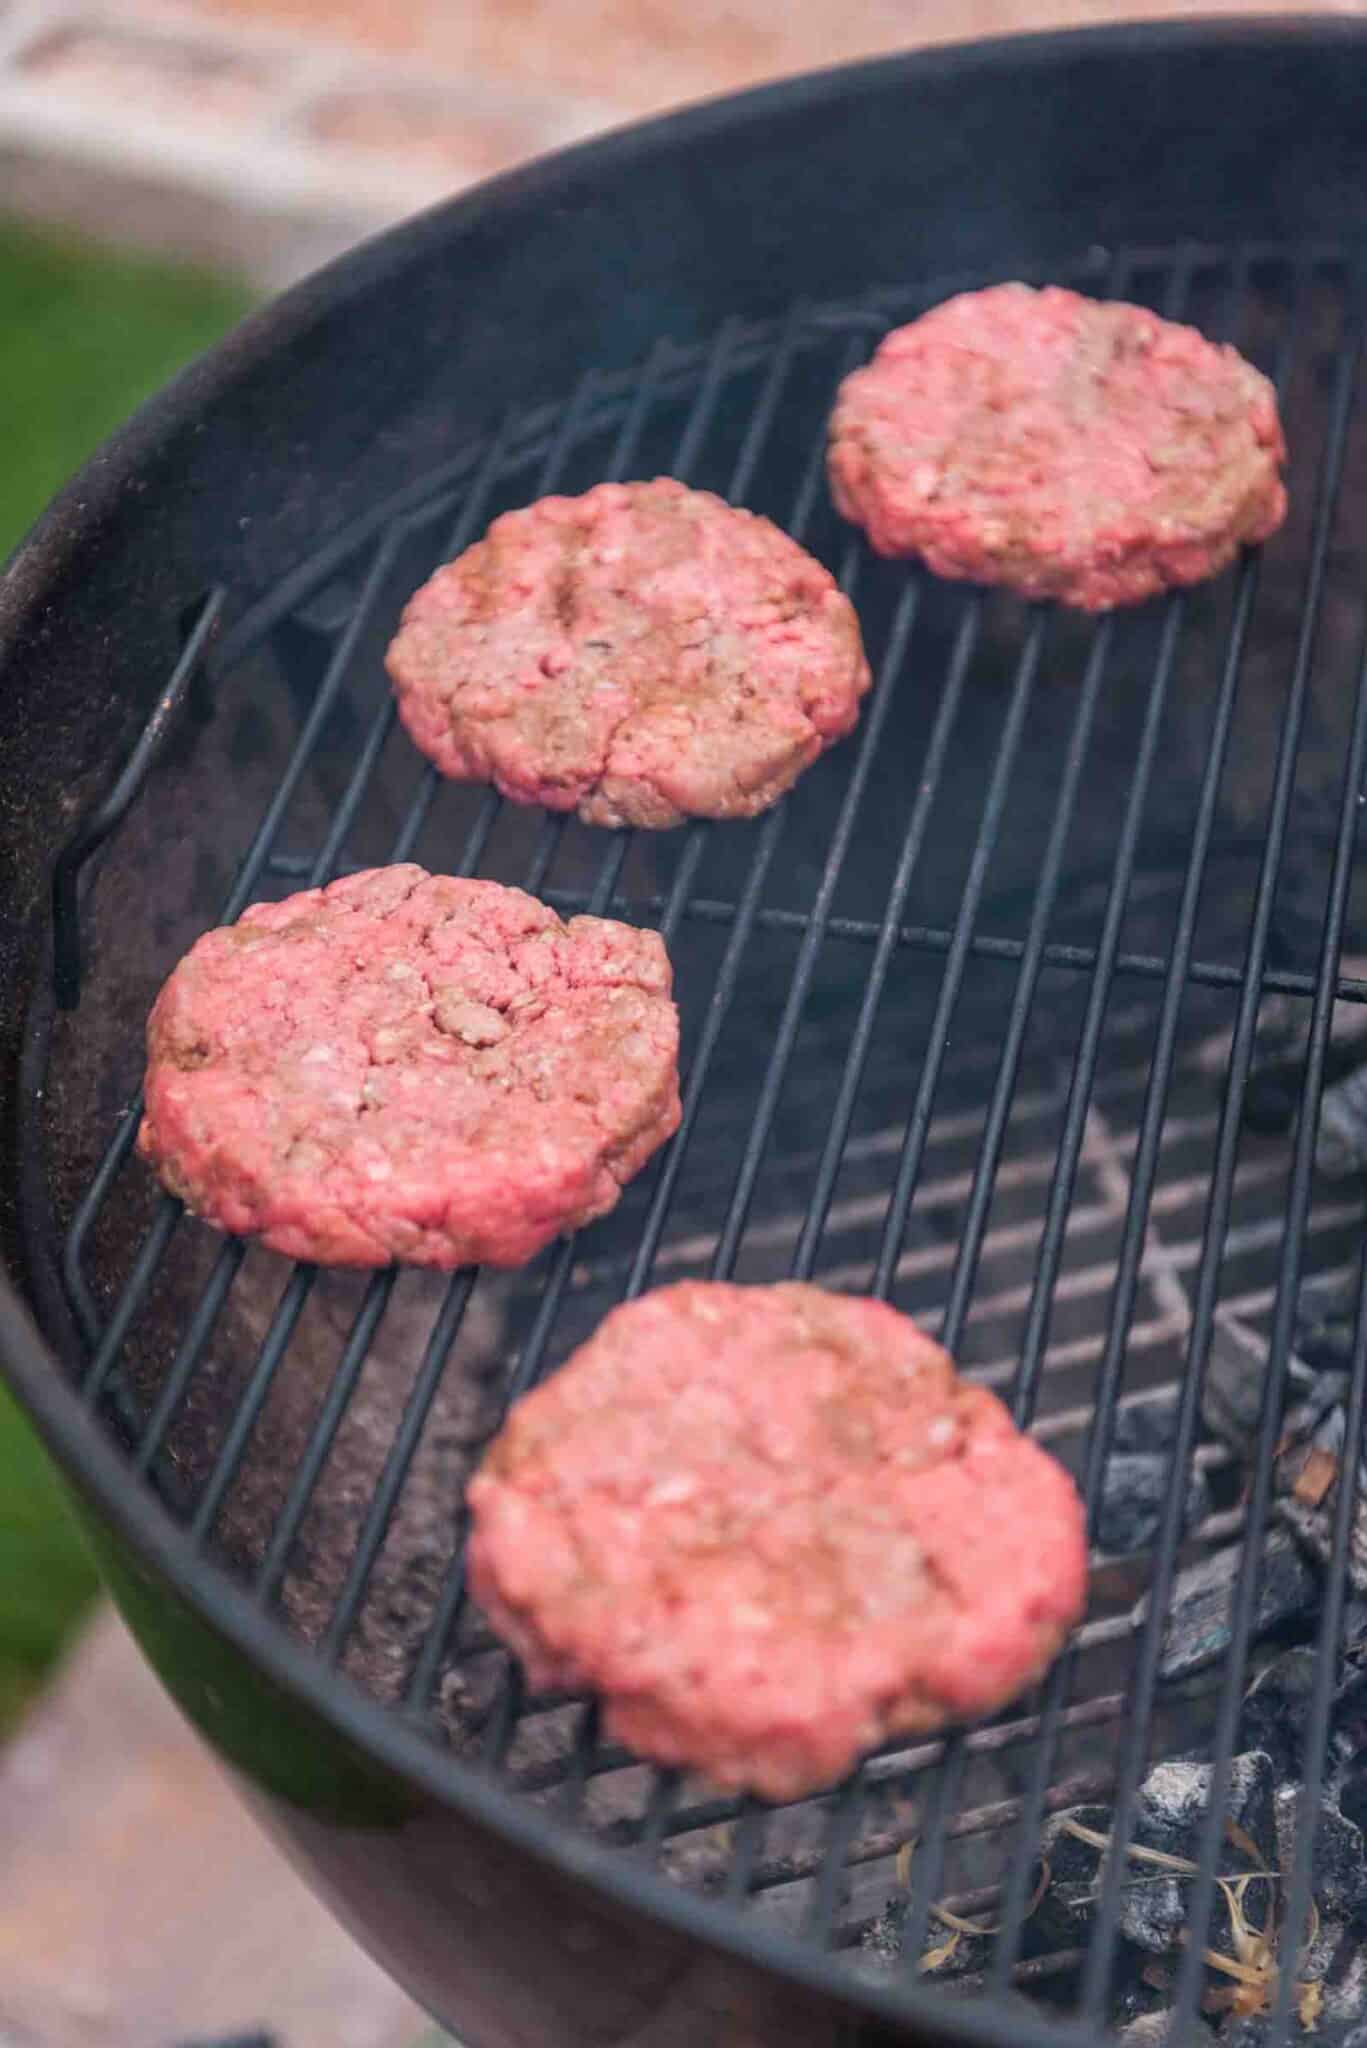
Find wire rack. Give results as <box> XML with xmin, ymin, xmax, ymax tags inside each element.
<box><xmin>27</xmin><ymin>237</ymin><xmax>1367</xmax><ymax>2040</ymax></box>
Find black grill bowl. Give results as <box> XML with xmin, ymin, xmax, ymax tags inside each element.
<box><xmin>6</xmin><ymin>20</ymin><xmax>1367</xmax><ymax>2048</ymax></box>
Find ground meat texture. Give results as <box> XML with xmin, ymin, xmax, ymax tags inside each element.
<box><xmin>138</xmin><ymin>866</ymin><xmax>681</xmax><ymax>1268</ymax></box>
<box><xmin>828</xmin><ymin>283</ymin><xmax>1287</xmax><ymax>611</ymax></box>
<box><xmin>466</xmin><ymin>1281</ymin><xmax>1089</xmax><ymax>1801</ymax></box>
<box><xmin>384</xmin><ymin>478</ymin><xmax>871</xmax><ymax>829</ymax></box>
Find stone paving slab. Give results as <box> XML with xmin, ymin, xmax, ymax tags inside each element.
<box><xmin>0</xmin><ymin>0</ymin><xmax>619</xmax><ymax>286</ymax></box>
<box><xmin>0</xmin><ymin>1605</ymin><xmax>433</xmax><ymax>2048</ymax></box>
<box><xmin>1</xmin><ymin>0</ymin><xmax>1362</xmax><ymax>287</ymax></box>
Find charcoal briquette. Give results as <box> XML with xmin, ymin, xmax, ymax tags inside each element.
<box><xmin>1146</xmin><ymin>1537</ymin><xmax>1318</xmax><ymax>1681</ymax></box>
<box><xmin>1240</xmin><ymin>1646</ymin><xmax>1319</xmax><ymax>1779</ymax></box>
<box><xmin>1296</xmin><ymin>1269</ymin><xmax>1362</xmax><ymax>1375</ymax></box>
<box><xmin>1318</xmin><ymin>1065</ymin><xmax>1367</xmax><ymax>1179</ymax></box>
<box><xmin>1096</xmin><ymin>1453</ymin><xmax>1212</xmax><ymax>1556</ymax></box>
<box><xmin>1202</xmin><ymin>1313</ymin><xmax>1315</xmax><ymax>1456</ymax></box>
<box><xmin>1274</xmin><ymin>1783</ymin><xmax>1367</xmax><ymax>1927</ymax></box>
<box><xmin>1118</xmin><ymin>1751</ymin><xmax>1276</xmax><ymax>1957</ymax></box>
<box><xmin>1113</xmin><ymin>1393</ymin><xmax>1182</xmax><ymax>1457</ymax></box>
<box><xmin>1031</xmin><ymin>1807</ymin><xmax>1112</xmax><ymax>1955</ymax></box>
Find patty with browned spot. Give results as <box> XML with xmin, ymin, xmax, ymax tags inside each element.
<box><xmin>386</xmin><ymin>478</ymin><xmax>870</xmax><ymax>829</ymax></box>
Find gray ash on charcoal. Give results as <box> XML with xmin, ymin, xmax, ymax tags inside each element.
<box><xmin>858</xmin><ymin>1894</ymin><xmax>994</xmax><ymax>1984</ymax></box>
<box><xmin>858</xmin><ymin>1899</ymin><xmax>906</xmax><ymax>1974</ymax></box>
<box><xmin>1122</xmin><ymin>2012</ymin><xmax>1217</xmax><ymax>2048</ymax></box>
<box><xmin>1112</xmin><ymin>1977</ymin><xmax>1181</xmax><ymax>2034</ymax></box>
<box><xmin>1118</xmin><ymin>1751</ymin><xmax>1278</xmax><ymax>1959</ymax></box>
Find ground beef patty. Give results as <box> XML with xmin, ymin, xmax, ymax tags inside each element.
<box><xmin>385</xmin><ymin>478</ymin><xmax>871</xmax><ymax>829</ymax></box>
<box><xmin>138</xmin><ymin>866</ymin><xmax>680</xmax><ymax>1268</ymax></box>
<box><xmin>467</xmin><ymin>1280</ymin><xmax>1088</xmax><ymax>1800</ymax></box>
<box><xmin>828</xmin><ymin>283</ymin><xmax>1287</xmax><ymax>611</ymax></box>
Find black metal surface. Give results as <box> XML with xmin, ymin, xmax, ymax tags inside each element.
<box><xmin>7</xmin><ymin>22</ymin><xmax>1367</xmax><ymax>2048</ymax></box>
<box><xmin>16</xmin><ymin>233</ymin><xmax>1367</xmax><ymax>2048</ymax></box>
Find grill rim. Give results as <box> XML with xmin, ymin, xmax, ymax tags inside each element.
<box><xmin>7</xmin><ymin>18</ymin><xmax>1367</xmax><ymax>2045</ymax></box>
<box><xmin>0</xmin><ymin>1233</ymin><xmax>1097</xmax><ymax>2048</ymax></box>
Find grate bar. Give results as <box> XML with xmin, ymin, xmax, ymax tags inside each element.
<box><xmin>791</xmin><ymin>594</ymin><xmax>980</xmax><ymax>1279</ymax></box>
<box><xmin>40</xmin><ymin>246</ymin><xmax>1367</xmax><ymax>2046</ymax></box>
<box><xmin>132</xmin><ymin>1238</ymin><xmax>246</xmax><ymax>1477</ymax></box>
<box><xmin>899</xmin><ymin>1738</ymin><xmax>974</xmax><ymax>1976</ymax></box>
<box><xmin>638</xmin><ymin>1770</ymin><xmax>682</xmax><ymax>1860</ymax></box>
<box><xmin>751</xmin><ymin>1769</ymin><xmax>1118</xmax><ymax>1906</ymax></box>
<box><xmin>321</xmin><ymin>1269</ymin><xmax>479</xmax><ymax>1665</ymax></box>
<box><xmin>1083</xmin><ymin>267</ymin><xmax>1362</xmax><ymax>2023</ymax></box>
<box><xmin>116</xmin><ymin>414</ymin><xmax>527</xmax><ymax>1494</ymax></box>
<box><xmin>1265</xmin><ymin>650</ymin><xmax>1367</xmax><ymax>2037</ymax></box>
<box><xmin>621</xmin><ymin>354</ymin><xmax>863</xmax><ymax>1303</ymax></box>
<box><xmin>257</xmin><ymin>861</ymin><xmax>1367</xmax><ymax>1007</ymax></box>
<box><xmin>573</xmin><ymin>1058</ymin><xmax>1226</xmax><ymax>1291</ymax></box>
<box><xmin>816</xmin><ymin>1194</ymin><xmax>1363</xmax><ymax>1334</ymax></box>
<box><xmin>503</xmin><ymin>1653</ymin><xmax>1185</xmax><ymax>1821</ymax></box>
<box><xmin>188</xmin><ymin>1266</ymin><xmax>317</xmax><ymax>1543</ymax></box>
<box><xmin>939</xmin><ymin>617</ymin><xmax>1114</xmax><ymax>1355</ymax></box>
<box><xmin>404</xmin><ymin>309</ymin><xmax>808</xmax><ymax>1714</ymax></box>
<box><xmin>707</xmin><ymin>564</ymin><xmax>915</xmax><ymax>1281</ymax></box>
<box><xmin>1272</xmin><ymin>1255</ymin><xmax>1367</xmax><ymax>2027</ymax></box>
<box><xmin>52</xmin><ymin>588</ymin><xmax>227</xmax><ymax>1011</ymax></box>
<box><xmin>813</xmin><ymin>608</ymin><xmax>1110</xmax><ymax>1962</ymax></box>
<box><xmin>989</xmin><ymin>255</ymin><xmax>1305</xmax><ymax>1983</ymax></box>
<box><xmin>172</xmin><ymin>353</ymin><xmax>632</xmax><ymax>1585</ymax></box>
<box><xmin>253</xmin><ymin>1270</ymin><xmax>397</xmax><ymax>1601</ymax></box>
<box><xmin>872</xmin><ymin>610</ymin><xmax>1047</xmax><ymax>1302</ymax></box>
<box><xmin>559</xmin><ymin>1702</ymin><xmax>600</xmax><ymax>1822</ymax></box>
<box><xmin>1168</xmin><ymin>360</ymin><xmax>1367</xmax><ymax>2029</ymax></box>
<box><xmin>79</xmin><ymin>1196</ymin><xmax>181</xmax><ymax>1402</ymax></box>
<box><xmin>63</xmin><ymin>523</ymin><xmax>411</xmax><ymax>1361</ymax></box>
<box><xmin>473</xmin><ymin>327</ymin><xmax>847</xmax><ymax>1780</ymax></box>
<box><xmin>806</xmin><ymin>1771</ymin><xmax>867</xmax><ymax>1945</ymax></box>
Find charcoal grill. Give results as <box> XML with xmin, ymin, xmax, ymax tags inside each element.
<box><xmin>5</xmin><ymin>18</ymin><xmax>1367</xmax><ymax>2048</ymax></box>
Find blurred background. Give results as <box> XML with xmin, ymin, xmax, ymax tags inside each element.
<box><xmin>0</xmin><ymin>2</ymin><xmax>1359</xmax><ymax>2044</ymax></box>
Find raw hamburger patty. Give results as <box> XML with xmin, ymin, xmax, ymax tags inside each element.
<box><xmin>385</xmin><ymin>478</ymin><xmax>871</xmax><ymax>829</ymax></box>
<box><xmin>828</xmin><ymin>283</ymin><xmax>1287</xmax><ymax>611</ymax></box>
<box><xmin>138</xmin><ymin>866</ymin><xmax>680</xmax><ymax>1268</ymax></box>
<box><xmin>467</xmin><ymin>1281</ymin><xmax>1088</xmax><ymax>1800</ymax></box>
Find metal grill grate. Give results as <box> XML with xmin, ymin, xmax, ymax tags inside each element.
<box><xmin>26</xmin><ymin>238</ymin><xmax>1367</xmax><ymax>2040</ymax></box>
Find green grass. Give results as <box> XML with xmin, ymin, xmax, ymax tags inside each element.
<box><xmin>0</xmin><ymin>218</ymin><xmax>254</xmax><ymax>1736</ymax></box>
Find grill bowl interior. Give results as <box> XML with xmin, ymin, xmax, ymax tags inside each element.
<box><xmin>6</xmin><ymin>23</ymin><xmax>1367</xmax><ymax>2048</ymax></box>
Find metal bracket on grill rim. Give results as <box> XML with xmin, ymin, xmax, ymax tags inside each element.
<box><xmin>50</xmin><ymin>588</ymin><xmax>227</xmax><ymax>1010</ymax></box>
